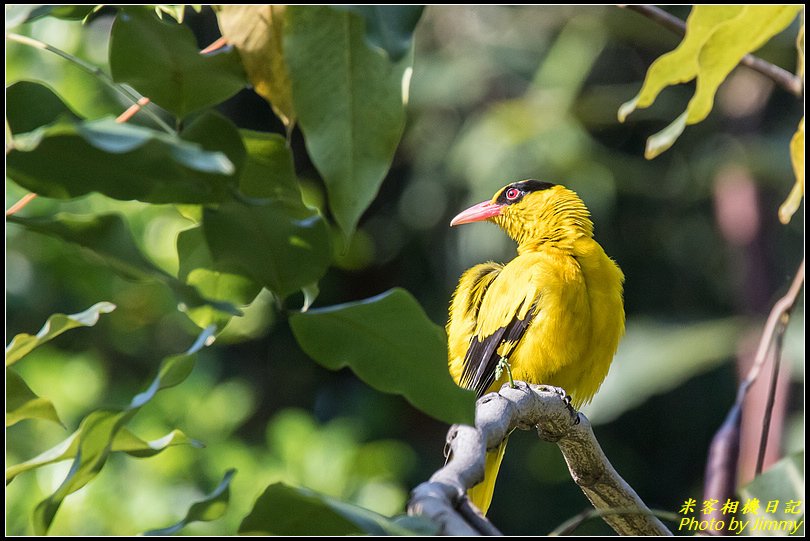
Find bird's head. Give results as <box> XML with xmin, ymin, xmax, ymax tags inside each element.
<box><xmin>450</xmin><ymin>180</ymin><xmax>594</xmax><ymax>251</ymax></box>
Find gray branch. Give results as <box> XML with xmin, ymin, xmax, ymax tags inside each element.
<box><xmin>408</xmin><ymin>382</ymin><xmax>672</xmax><ymax>535</ymax></box>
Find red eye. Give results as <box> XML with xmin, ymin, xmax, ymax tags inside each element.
<box><xmin>505</xmin><ymin>188</ymin><xmax>520</xmax><ymax>200</ymax></box>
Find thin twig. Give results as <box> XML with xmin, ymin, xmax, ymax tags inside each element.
<box><xmin>200</xmin><ymin>36</ymin><xmax>228</xmax><ymax>54</ymax></box>
<box><xmin>6</xmin><ymin>32</ymin><xmax>175</xmax><ymax>134</ymax></box>
<box><xmin>755</xmin><ymin>312</ymin><xmax>790</xmax><ymax>475</ymax></box>
<box><xmin>621</xmin><ymin>5</ymin><xmax>804</xmax><ymax>97</ymax></box>
<box><xmin>702</xmin><ymin>259</ymin><xmax>804</xmax><ymax>528</ymax></box>
<box><xmin>5</xmin><ymin>193</ymin><xmax>38</xmax><ymax>217</ymax></box>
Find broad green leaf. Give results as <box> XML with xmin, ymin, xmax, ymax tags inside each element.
<box><xmin>202</xmin><ymin>131</ymin><xmax>331</xmax><ymax>298</ymax></box>
<box><xmin>238</xmin><ymin>130</ymin><xmax>301</xmax><ymax>201</ymax></box>
<box><xmin>739</xmin><ymin>451</ymin><xmax>804</xmax><ymax>536</ymax></box>
<box><xmin>109</xmin><ymin>9</ymin><xmax>246</xmax><ymax>118</ymax></box>
<box><xmin>6</xmin><ymin>427</ymin><xmax>200</xmax><ymax>482</ymax></box>
<box><xmin>28</xmin><ymin>325</ymin><xmax>214</xmax><ymax>534</ymax></box>
<box><xmin>177</xmin><ymin>226</ymin><xmax>262</xmax><ymax>329</ymax></box>
<box><xmin>284</xmin><ymin>6</ymin><xmax>409</xmax><ymax>239</ymax></box>
<box><xmin>6</xmin><ymin>369</ymin><xmax>63</xmax><ymax>427</ymax></box>
<box><xmin>289</xmin><ymin>288</ymin><xmax>475</xmax><ymax>425</ymax></box>
<box><xmin>5</xmin><ymin>81</ymin><xmax>78</xmax><ymax>136</ymax></box>
<box><xmin>203</xmin><ymin>199</ymin><xmax>332</xmax><ymax>299</ymax></box>
<box><xmin>7</xmin><ymin>92</ymin><xmax>241</xmax><ymax>203</ymax></box>
<box><xmin>6</xmin><ymin>301</ymin><xmax>115</xmax><ymax>366</ymax></box>
<box><xmin>143</xmin><ymin>468</ymin><xmax>236</xmax><ymax>535</ymax></box>
<box><xmin>619</xmin><ymin>6</ymin><xmax>802</xmax><ymax>158</ymax></box>
<box><xmin>240</xmin><ymin>482</ymin><xmax>434</xmax><ymax>535</ymax></box>
<box><xmin>332</xmin><ymin>6</ymin><xmax>424</xmax><ymax>61</ymax></box>
<box><xmin>7</xmin><ymin>213</ymin><xmax>240</xmax><ymax>316</ymax></box>
<box><xmin>779</xmin><ymin>117</ymin><xmax>804</xmax><ymax>224</ymax></box>
<box><xmin>217</xmin><ymin>5</ymin><xmax>296</xmax><ymax>127</ymax></box>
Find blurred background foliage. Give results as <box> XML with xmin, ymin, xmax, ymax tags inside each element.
<box><xmin>6</xmin><ymin>5</ymin><xmax>804</xmax><ymax>535</ymax></box>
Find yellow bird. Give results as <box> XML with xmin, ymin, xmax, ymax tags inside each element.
<box><xmin>447</xmin><ymin>179</ymin><xmax>625</xmax><ymax>515</ymax></box>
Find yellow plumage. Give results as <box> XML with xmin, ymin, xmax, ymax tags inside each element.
<box><xmin>447</xmin><ymin>180</ymin><xmax>625</xmax><ymax>515</ymax></box>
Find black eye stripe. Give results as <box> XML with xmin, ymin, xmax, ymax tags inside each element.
<box><xmin>496</xmin><ymin>180</ymin><xmax>555</xmax><ymax>205</ymax></box>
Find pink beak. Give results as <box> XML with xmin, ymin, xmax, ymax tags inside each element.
<box><xmin>450</xmin><ymin>200</ymin><xmax>504</xmax><ymax>226</ymax></box>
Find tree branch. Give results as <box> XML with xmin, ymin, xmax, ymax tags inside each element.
<box><xmin>408</xmin><ymin>382</ymin><xmax>672</xmax><ymax>535</ymax></box>
<box><xmin>702</xmin><ymin>258</ymin><xmax>804</xmax><ymax>531</ymax></box>
<box><xmin>621</xmin><ymin>5</ymin><xmax>804</xmax><ymax>97</ymax></box>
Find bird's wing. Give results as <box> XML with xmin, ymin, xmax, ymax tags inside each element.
<box><xmin>451</xmin><ymin>261</ymin><xmax>539</xmax><ymax>398</ymax></box>
<box><xmin>460</xmin><ymin>298</ymin><xmax>537</xmax><ymax>397</ymax></box>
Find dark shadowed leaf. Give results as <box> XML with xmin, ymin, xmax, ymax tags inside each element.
<box><xmin>6</xmin><ymin>369</ymin><xmax>63</xmax><ymax>427</ymax></box>
<box><xmin>6</xmin><ymin>301</ymin><xmax>116</xmax><ymax>366</ymax></box>
<box><xmin>5</xmin><ymin>81</ymin><xmax>79</xmax><ymax>135</ymax></box>
<box><xmin>284</xmin><ymin>6</ymin><xmax>408</xmax><ymax>240</ymax></box>
<box><xmin>332</xmin><ymin>6</ymin><xmax>424</xmax><ymax>61</ymax></box>
<box><xmin>239</xmin><ymin>482</ymin><xmax>432</xmax><ymax>535</ymax></box>
<box><xmin>290</xmin><ymin>288</ymin><xmax>475</xmax><ymax>425</ymax></box>
<box><xmin>143</xmin><ymin>469</ymin><xmax>236</xmax><ymax>535</ymax></box>
<box><xmin>109</xmin><ymin>9</ymin><xmax>246</xmax><ymax>118</ymax></box>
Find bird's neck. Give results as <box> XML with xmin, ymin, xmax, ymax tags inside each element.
<box><xmin>507</xmin><ymin>198</ymin><xmax>594</xmax><ymax>254</ymax></box>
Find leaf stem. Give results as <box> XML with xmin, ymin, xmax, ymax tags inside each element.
<box><xmin>6</xmin><ymin>32</ymin><xmax>176</xmax><ymax>134</ymax></box>
<box><xmin>621</xmin><ymin>5</ymin><xmax>804</xmax><ymax>97</ymax></box>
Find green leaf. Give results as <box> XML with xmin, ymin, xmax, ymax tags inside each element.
<box><xmin>289</xmin><ymin>288</ymin><xmax>475</xmax><ymax>425</ymax></box>
<box><xmin>217</xmin><ymin>6</ymin><xmax>296</xmax><ymax>127</ymax></box>
<box><xmin>7</xmin><ymin>92</ymin><xmax>242</xmax><ymax>203</ymax></box>
<box><xmin>240</xmin><ymin>482</ymin><xmax>431</xmax><ymax>535</ymax></box>
<box><xmin>177</xmin><ymin>226</ymin><xmax>262</xmax><ymax>329</ymax></box>
<box><xmin>9</xmin><ymin>5</ymin><xmax>98</xmax><ymax>26</ymax></box>
<box><xmin>144</xmin><ymin>468</ymin><xmax>236</xmax><ymax>535</ymax></box>
<box><xmin>203</xmin><ymin>200</ymin><xmax>332</xmax><ymax>299</ymax></box>
<box><xmin>6</xmin><ymin>369</ymin><xmax>63</xmax><ymax>427</ymax></box>
<box><xmin>6</xmin><ymin>301</ymin><xmax>116</xmax><ymax>366</ymax></box>
<box><xmin>620</xmin><ymin>5</ymin><xmax>802</xmax><ymax>158</ymax></box>
<box><xmin>5</xmin><ymin>81</ymin><xmax>79</xmax><ymax>135</ymax></box>
<box><xmin>7</xmin><ymin>213</ymin><xmax>239</xmax><ymax>316</ymax></box>
<box><xmin>284</xmin><ymin>6</ymin><xmax>409</xmax><ymax>239</ymax></box>
<box><xmin>201</xmin><ymin>133</ymin><xmax>332</xmax><ymax>299</ymax></box>
<box><xmin>739</xmin><ymin>451</ymin><xmax>804</xmax><ymax>536</ymax></box>
<box><xmin>109</xmin><ymin>9</ymin><xmax>247</xmax><ymax>118</ymax></box>
<box><xmin>6</xmin><ymin>426</ymin><xmax>200</xmax><ymax>483</ymax></box>
<box><xmin>332</xmin><ymin>6</ymin><xmax>424</xmax><ymax>61</ymax></box>
<box><xmin>27</xmin><ymin>325</ymin><xmax>214</xmax><ymax>534</ymax></box>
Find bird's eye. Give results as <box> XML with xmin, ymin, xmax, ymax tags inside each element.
<box><xmin>505</xmin><ymin>188</ymin><xmax>521</xmax><ymax>200</ymax></box>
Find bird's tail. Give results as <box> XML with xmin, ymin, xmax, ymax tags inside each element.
<box><xmin>467</xmin><ymin>437</ymin><xmax>508</xmax><ymax>515</ymax></box>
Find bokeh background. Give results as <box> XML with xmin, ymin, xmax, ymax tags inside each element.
<box><xmin>6</xmin><ymin>5</ymin><xmax>804</xmax><ymax>535</ymax></box>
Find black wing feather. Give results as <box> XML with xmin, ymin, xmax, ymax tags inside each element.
<box><xmin>460</xmin><ymin>303</ymin><xmax>538</xmax><ymax>397</ymax></box>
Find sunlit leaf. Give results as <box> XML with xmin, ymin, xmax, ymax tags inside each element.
<box><xmin>110</xmin><ymin>9</ymin><xmax>246</xmax><ymax>118</ymax></box>
<box><xmin>6</xmin><ymin>301</ymin><xmax>116</xmax><ymax>366</ymax></box>
<box><xmin>739</xmin><ymin>451</ymin><xmax>804</xmax><ymax>536</ymax></box>
<box><xmin>289</xmin><ymin>288</ymin><xmax>475</xmax><ymax>425</ymax></box>
<box><xmin>6</xmin><ymin>369</ymin><xmax>63</xmax><ymax>427</ymax></box>
<box><xmin>284</xmin><ymin>6</ymin><xmax>409</xmax><ymax>240</ymax></box>
<box><xmin>6</xmin><ymin>427</ymin><xmax>201</xmax><ymax>482</ymax></box>
<box><xmin>143</xmin><ymin>469</ymin><xmax>236</xmax><ymax>535</ymax></box>
<box><xmin>332</xmin><ymin>6</ymin><xmax>424</xmax><ymax>61</ymax></box>
<box><xmin>6</xmin><ymin>86</ymin><xmax>242</xmax><ymax>203</ymax></box>
<box><xmin>619</xmin><ymin>6</ymin><xmax>802</xmax><ymax>158</ymax></box>
<box><xmin>217</xmin><ymin>5</ymin><xmax>296</xmax><ymax>127</ymax></box>
<box><xmin>240</xmin><ymin>482</ymin><xmax>434</xmax><ymax>535</ymax></box>
<box><xmin>7</xmin><ymin>213</ymin><xmax>240</xmax><ymax>316</ymax></box>
<box><xmin>176</xmin><ymin>226</ymin><xmax>262</xmax><ymax>330</ymax></box>
<box><xmin>27</xmin><ymin>326</ymin><xmax>214</xmax><ymax>534</ymax></box>
<box><xmin>779</xmin><ymin>117</ymin><xmax>804</xmax><ymax>224</ymax></box>
<box><xmin>202</xmin><ymin>130</ymin><xmax>331</xmax><ymax>299</ymax></box>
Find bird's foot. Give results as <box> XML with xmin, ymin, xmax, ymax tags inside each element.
<box><xmin>537</xmin><ymin>385</ymin><xmax>578</xmax><ymax>422</ymax></box>
<box><xmin>495</xmin><ymin>356</ymin><xmax>516</xmax><ymax>388</ymax></box>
